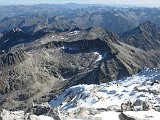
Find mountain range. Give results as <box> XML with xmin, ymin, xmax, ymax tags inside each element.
<box><xmin>1</xmin><ymin>5</ymin><xmax>160</xmax><ymax>34</ymax></box>
<box><xmin>0</xmin><ymin>4</ymin><xmax>160</xmax><ymax>119</ymax></box>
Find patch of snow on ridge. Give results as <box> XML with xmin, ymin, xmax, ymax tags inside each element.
<box><xmin>94</xmin><ymin>52</ymin><xmax>103</xmax><ymax>62</ymax></box>
<box><xmin>59</xmin><ymin>45</ymin><xmax>78</xmax><ymax>52</ymax></box>
<box><xmin>49</xmin><ymin>68</ymin><xmax>160</xmax><ymax>112</ymax></box>
<box><xmin>67</xmin><ymin>31</ymin><xmax>80</xmax><ymax>36</ymax></box>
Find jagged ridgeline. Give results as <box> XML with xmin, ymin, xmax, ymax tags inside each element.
<box><xmin>2</xmin><ymin>5</ymin><xmax>160</xmax><ymax>35</ymax></box>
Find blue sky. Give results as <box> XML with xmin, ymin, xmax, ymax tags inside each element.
<box><xmin>0</xmin><ymin>0</ymin><xmax>160</xmax><ymax>7</ymax></box>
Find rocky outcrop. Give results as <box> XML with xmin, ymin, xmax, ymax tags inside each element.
<box><xmin>0</xmin><ymin>50</ymin><xmax>26</xmax><ymax>68</ymax></box>
<box><xmin>121</xmin><ymin>101</ymin><xmax>134</xmax><ymax>112</ymax></box>
<box><xmin>27</xmin><ymin>104</ymin><xmax>61</xmax><ymax>120</ymax></box>
<box><xmin>0</xmin><ymin>50</ymin><xmax>27</xmax><ymax>95</ymax></box>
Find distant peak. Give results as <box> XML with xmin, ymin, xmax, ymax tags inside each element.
<box><xmin>7</xmin><ymin>28</ymin><xmax>24</xmax><ymax>36</ymax></box>
<box><xmin>53</xmin><ymin>15</ymin><xmax>65</xmax><ymax>20</ymax></box>
<box><xmin>66</xmin><ymin>2</ymin><xmax>77</xmax><ymax>5</ymax></box>
<box><xmin>2</xmin><ymin>28</ymin><xmax>25</xmax><ymax>40</ymax></box>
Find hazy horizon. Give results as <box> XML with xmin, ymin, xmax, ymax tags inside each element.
<box><xmin>0</xmin><ymin>0</ymin><xmax>160</xmax><ymax>7</ymax></box>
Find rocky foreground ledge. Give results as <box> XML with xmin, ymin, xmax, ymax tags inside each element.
<box><xmin>1</xmin><ymin>68</ymin><xmax>160</xmax><ymax>120</ymax></box>
<box><xmin>1</xmin><ymin>108</ymin><xmax>160</xmax><ymax>120</ymax></box>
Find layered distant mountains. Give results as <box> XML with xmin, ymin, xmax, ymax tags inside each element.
<box><xmin>1</xmin><ymin>5</ymin><xmax>160</xmax><ymax>34</ymax></box>
<box><xmin>0</xmin><ymin>4</ymin><xmax>160</xmax><ymax>111</ymax></box>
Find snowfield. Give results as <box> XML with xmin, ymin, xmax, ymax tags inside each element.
<box><xmin>49</xmin><ymin>68</ymin><xmax>160</xmax><ymax>111</ymax></box>
<box><xmin>49</xmin><ymin>68</ymin><xmax>160</xmax><ymax>119</ymax></box>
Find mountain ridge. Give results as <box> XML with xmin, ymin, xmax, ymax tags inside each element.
<box><xmin>121</xmin><ymin>21</ymin><xmax>160</xmax><ymax>51</ymax></box>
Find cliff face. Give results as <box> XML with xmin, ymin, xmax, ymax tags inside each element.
<box><xmin>0</xmin><ymin>50</ymin><xmax>26</xmax><ymax>68</ymax></box>
<box><xmin>0</xmin><ymin>50</ymin><xmax>26</xmax><ymax>92</ymax></box>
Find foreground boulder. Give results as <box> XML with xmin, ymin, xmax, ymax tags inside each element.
<box><xmin>27</xmin><ymin>104</ymin><xmax>61</xmax><ymax>120</ymax></box>
<box><xmin>121</xmin><ymin>100</ymin><xmax>153</xmax><ymax>112</ymax></box>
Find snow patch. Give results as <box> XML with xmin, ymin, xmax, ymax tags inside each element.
<box><xmin>94</xmin><ymin>52</ymin><xmax>103</xmax><ymax>62</ymax></box>
<box><xmin>68</xmin><ymin>31</ymin><xmax>80</xmax><ymax>36</ymax></box>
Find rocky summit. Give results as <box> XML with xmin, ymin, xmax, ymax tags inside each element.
<box><xmin>0</xmin><ymin>4</ymin><xmax>160</xmax><ymax>120</ymax></box>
